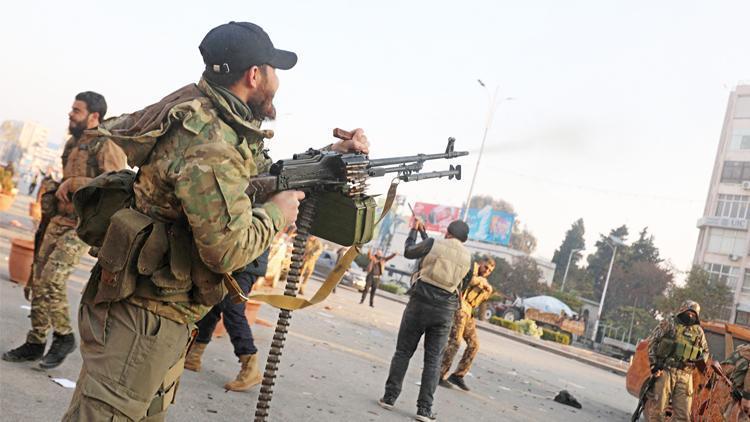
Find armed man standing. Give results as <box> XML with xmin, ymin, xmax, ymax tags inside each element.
<box><xmin>644</xmin><ymin>300</ymin><xmax>709</xmax><ymax>422</ymax></box>
<box><xmin>61</xmin><ymin>22</ymin><xmax>369</xmax><ymax>421</ymax></box>
<box><xmin>378</xmin><ymin>218</ymin><xmax>472</xmax><ymax>422</ymax></box>
<box><xmin>440</xmin><ymin>256</ymin><xmax>495</xmax><ymax>391</ymax></box>
<box><xmin>2</xmin><ymin>92</ymin><xmax>127</xmax><ymax>369</ymax></box>
<box><xmin>360</xmin><ymin>249</ymin><xmax>397</xmax><ymax>307</ymax></box>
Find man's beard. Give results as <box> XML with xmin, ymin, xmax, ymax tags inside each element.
<box><xmin>68</xmin><ymin>119</ymin><xmax>87</xmax><ymax>138</ymax></box>
<box><xmin>247</xmin><ymin>85</ymin><xmax>277</xmax><ymax>121</ymax></box>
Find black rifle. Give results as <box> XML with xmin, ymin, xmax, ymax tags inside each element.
<box><xmin>632</xmin><ymin>375</ymin><xmax>657</xmax><ymax>422</ymax></box>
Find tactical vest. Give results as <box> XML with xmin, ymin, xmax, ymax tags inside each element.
<box><xmin>56</xmin><ymin>135</ymin><xmax>107</xmax><ymax>220</ymax></box>
<box><xmin>461</xmin><ymin>275</ymin><xmax>491</xmax><ymax>314</ymax></box>
<box><xmin>654</xmin><ymin>322</ymin><xmax>705</xmax><ymax>367</ymax></box>
<box><xmin>418</xmin><ymin>238</ymin><xmax>472</xmax><ymax>293</ymax></box>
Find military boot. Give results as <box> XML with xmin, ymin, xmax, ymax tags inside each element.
<box><xmin>184</xmin><ymin>342</ymin><xmax>208</xmax><ymax>372</ymax></box>
<box><xmin>2</xmin><ymin>341</ymin><xmax>45</xmax><ymax>362</ymax></box>
<box><xmin>224</xmin><ymin>354</ymin><xmax>262</xmax><ymax>391</ymax></box>
<box><xmin>447</xmin><ymin>374</ymin><xmax>470</xmax><ymax>391</ymax></box>
<box><xmin>39</xmin><ymin>333</ymin><xmax>75</xmax><ymax>369</ymax></box>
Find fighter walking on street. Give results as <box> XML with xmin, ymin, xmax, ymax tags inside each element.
<box><xmin>2</xmin><ymin>92</ymin><xmax>127</xmax><ymax>369</ymax></box>
<box><xmin>378</xmin><ymin>218</ymin><xmax>472</xmax><ymax>422</ymax></box>
<box><xmin>439</xmin><ymin>255</ymin><xmax>495</xmax><ymax>391</ymax></box>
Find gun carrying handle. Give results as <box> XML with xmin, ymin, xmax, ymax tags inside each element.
<box><xmin>333</xmin><ymin>128</ymin><xmax>354</xmax><ymax>141</ymax></box>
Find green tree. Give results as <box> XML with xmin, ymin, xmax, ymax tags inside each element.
<box><xmin>629</xmin><ymin>227</ymin><xmax>661</xmax><ymax>264</ymax></box>
<box><xmin>501</xmin><ymin>256</ymin><xmax>544</xmax><ymax>298</ymax></box>
<box><xmin>659</xmin><ymin>266</ymin><xmax>734</xmax><ymax>321</ymax></box>
<box><xmin>587</xmin><ymin>225</ymin><xmax>629</xmax><ymax>300</ymax></box>
<box><xmin>602</xmin><ymin>305</ymin><xmax>658</xmax><ymax>345</ymax></box>
<box><xmin>604</xmin><ymin>260</ymin><xmax>673</xmax><ymax>316</ymax></box>
<box><xmin>551</xmin><ymin>218</ymin><xmax>586</xmax><ymax>286</ymax></box>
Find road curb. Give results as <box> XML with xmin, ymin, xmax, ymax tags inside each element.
<box><xmin>369</xmin><ymin>287</ymin><xmax>629</xmax><ymax>376</ymax></box>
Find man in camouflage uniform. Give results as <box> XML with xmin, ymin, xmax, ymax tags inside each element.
<box><xmin>645</xmin><ymin>300</ymin><xmax>709</xmax><ymax>422</ymax></box>
<box><xmin>62</xmin><ymin>22</ymin><xmax>369</xmax><ymax>421</ymax></box>
<box><xmin>298</xmin><ymin>235</ymin><xmax>324</xmax><ymax>295</ymax></box>
<box><xmin>2</xmin><ymin>92</ymin><xmax>127</xmax><ymax>369</ymax></box>
<box><xmin>721</xmin><ymin>344</ymin><xmax>750</xmax><ymax>416</ymax></box>
<box><xmin>440</xmin><ymin>256</ymin><xmax>495</xmax><ymax>391</ymax></box>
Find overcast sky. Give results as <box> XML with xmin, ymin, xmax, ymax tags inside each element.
<box><xmin>2</xmin><ymin>0</ymin><xmax>749</xmax><ymax>276</ymax></box>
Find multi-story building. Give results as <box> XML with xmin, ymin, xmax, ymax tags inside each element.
<box><xmin>0</xmin><ymin>120</ymin><xmax>49</xmax><ymax>164</ymax></box>
<box><xmin>694</xmin><ymin>84</ymin><xmax>750</xmax><ymax>324</ymax></box>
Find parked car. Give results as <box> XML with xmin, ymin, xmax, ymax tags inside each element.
<box><xmin>314</xmin><ymin>250</ymin><xmax>366</xmax><ymax>291</ymax></box>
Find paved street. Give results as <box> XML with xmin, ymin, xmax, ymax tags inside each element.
<box><xmin>0</xmin><ymin>195</ymin><xmax>636</xmax><ymax>421</ymax></box>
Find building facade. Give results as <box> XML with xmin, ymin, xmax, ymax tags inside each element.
<box><xmin>694</xmin><ymin>84</ymin><xmax>750</xmax><ymax>324</ymax></box>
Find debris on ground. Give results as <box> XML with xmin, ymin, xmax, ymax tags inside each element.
<box><xmin>553</xmin><ymin>390</ymin><xmax>582</xmax><ymax>409</ymax></box>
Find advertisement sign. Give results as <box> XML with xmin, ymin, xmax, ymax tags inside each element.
<box><xmin>467</xmin><ymin>206</ymin><xmax>515</xmax><ymax>246</ymax></box>
<box><xmin>411</xmin><ymin>202</ymin><xmax>461</xmax><ymax>233</ymax></box>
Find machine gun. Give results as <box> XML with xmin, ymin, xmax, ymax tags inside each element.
<box><xmin>247</xmin><ymin>128</ymin><xmax>466</xmax><ymax>246</ymax></box>
<box><xmin>253</xmin><ymin>129</ymin><xmax>468</xmax><ymax>421</ymax></box>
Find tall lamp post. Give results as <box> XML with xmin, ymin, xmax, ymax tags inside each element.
<box><xmin>591</xmin><ymin>235</ymin><xmax>625</xmax><ymax>341</ymax></box>
<box><xmin>560</xmin><ymin>248</ymin><xmax>583</xmax><ymax>292</ymax></box>
<box><xmin>461</xmin><ymin>79</ymin><xmax>514</xmax><ymax>221</ymax></box>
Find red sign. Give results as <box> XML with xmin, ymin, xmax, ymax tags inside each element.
<box><xmin>411</xmin><ymin>202</ymin><xmax>461</xmax><ymax>233</ymax></box>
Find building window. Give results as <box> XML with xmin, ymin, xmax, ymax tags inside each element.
<box><xmin>744</xmin><ymin>270</ymin><xmax>750</xmax><ymax>294</ymax></box>
<box><xmin>704</xmin><ymin>262</ymin><xmax>740</xmax><ymax>290</ymax></box>
<box><xmin>715</xmin><ymin>194</ymin><xmax>750</xmax><ymax>219</ymax></box>
<box><xmin>730</xmin><ymin>129</ymin><xmax>750</xmax><ymax>150</ymax></box>
<box><xmin>736</xmin><ymin>96</ymin><xmax>750</xmax><ymax>119</ymax></box>
<box><xmin>736</xmin><ymin>310</ymin><xmax>750</xmax><ymax>326</ymax></box>
<box><xmin>707</xmin><ymin>228</ymin><xmax>747</xmax><ymax>256</ymax></box>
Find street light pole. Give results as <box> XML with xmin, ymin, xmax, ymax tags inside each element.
<box><xmin>560</xmin><ymin>248</ymin><xmax>583</xmax><ymax>292</ymax></box>
<box><xmin>462</xmin><ymin>81</ymin><xmax>499</xmax><ymax>221</ymax></box>
<box><xmin>591</xmin><ymin>236</ymin><xmax>624</xmax><ymax>341</ymax></box>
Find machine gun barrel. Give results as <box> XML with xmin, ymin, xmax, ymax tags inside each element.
<box><xmin>397</xmin><ymin>165</ymin><xmax>462</xmax><ymax>182</ymax></box>
<box><xmin>368</xmin><ymin>150</ymin><xmax>468</xmax><ymax>168</ymax></box>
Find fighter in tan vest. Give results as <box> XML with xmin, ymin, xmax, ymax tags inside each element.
<box><xmin>3</xmin><ymin>92</ymin><xmax>127</xmax><ymax>369</ymax></box>
<box><xmin>378</xmin><ymin>219</ymin><xmax>473</xmax><ymax>422</ymax></box>
<box><xmin>440</xmin><ymin>256</ymin><xmax>495</xmax><ymax>391</ymax></box>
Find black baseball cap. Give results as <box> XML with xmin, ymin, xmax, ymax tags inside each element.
<box><xmin>447</xmin><ymin>220</ymin><xmax>470</xmax><ymax>242</ymax></box>
<box><xmin>199</xmin><ymin>21</ymin><xmax>297</xmax><ymax>74</ymax></box>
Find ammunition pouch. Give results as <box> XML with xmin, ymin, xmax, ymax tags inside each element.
<box><xmin>93</xmin><ymin>208</ymin><xmax>225</xmax><ymax>306</ymax></box>
<box><xmin>654</xmin><ymin>336</ymin><xmax>702</xmax><ymax>366</ymax></box>
<box><xmin>94</xmin><ymin>208</ymin><xmax>152</xmax><ymax>304</ymax></box>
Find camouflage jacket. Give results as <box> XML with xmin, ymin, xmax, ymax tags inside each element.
<box><xmin>647</xmin><ymin>316</ymin><xmax>708</xmax><ymax>368</ymax></box>
<box><xmin>127</xmin><ymin>79</ymin><xmax>285</xmax><ymax>323</ymax></box>
<box><xmin>722</xmin><ymin>344</ymin><xmax>750</xmax><ymax>399</ymax></box>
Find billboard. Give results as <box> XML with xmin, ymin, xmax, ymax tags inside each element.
<box><xmin>410</xmin><ymin>202</ymin><xmax>515</xmax><ymax>246</ymax></box>
<box><xmin>411</xmin><ymin>202</ymin><xmax>461</xmax><ymax>233</ymax></box>
<box><xmin>467</xmin><ymin>206</ymin><xmax>515</xmax><ymax>246</ymax></box>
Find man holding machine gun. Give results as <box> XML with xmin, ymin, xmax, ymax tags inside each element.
<box><xmin>379</xmin><ymin>218</ymin><xmax>473</xmax><ymax>422</ymax></box>
<box><xmin>62</xmin><ymin>21</ymin><xmax>368</xmax><ymax>421</ymax></box>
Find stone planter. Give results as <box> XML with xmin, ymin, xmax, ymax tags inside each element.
<box><xmin>8</xmin><ymin>238</ymin><xmax>34</xmax><ymax>285</ymax></box>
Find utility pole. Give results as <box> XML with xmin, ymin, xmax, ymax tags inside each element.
<box><xmin>591</xmin><ymin>236</ymin><xmax>625</xmax><ymax>341</ymax></box>
<box><xmin>560</xmin><ymin>248</ymin><xmax>583</xmax><ymax>292</ymax></box>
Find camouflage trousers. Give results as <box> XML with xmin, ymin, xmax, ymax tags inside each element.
<box><xmin>298</xmin><ymin>259</ymin><xmax>315</xmax><ymax>295</ymax></box>
<box><xmin>27</xmin><ymin>219</ymin><xmax>89</xmax><ymax>344</ymax></box>
<box><xmin>440</xmin><ymin>308</ymin><xmax>479</xmax><ymax>378</ymax></box>
<box><xmin>645</xmin><ymin>367</ymin><xmax>694</xmax><ymax>422</ymax></box>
